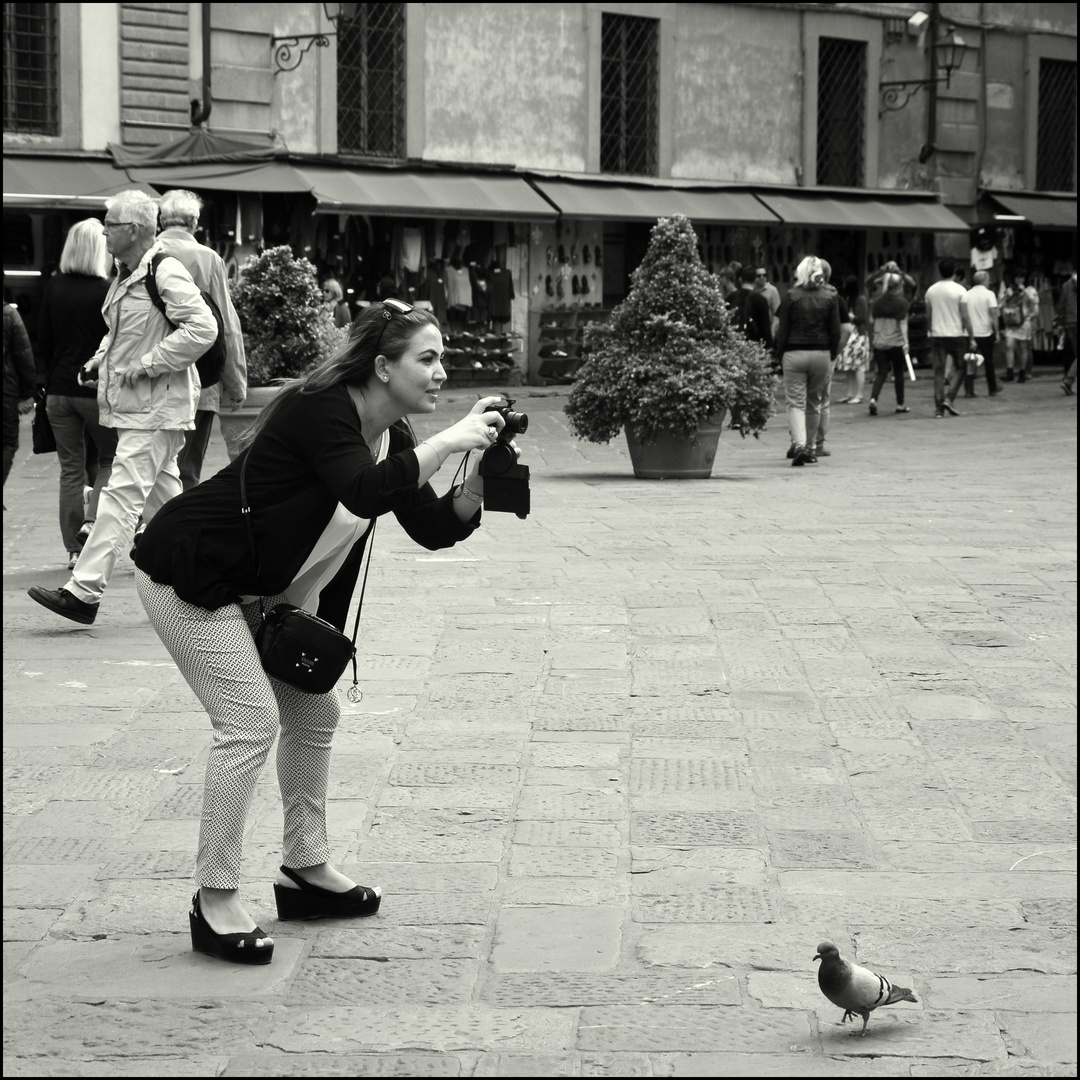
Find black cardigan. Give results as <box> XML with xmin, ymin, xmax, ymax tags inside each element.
<box><xmin>37</xmin><ymin>273</ymin><xmax>110</xmax><ymax>397</ymax></box>
<box><xmin>136</xmin><ymin>383</ymin><xmax>478</xmax><ymax>625</ymax></box>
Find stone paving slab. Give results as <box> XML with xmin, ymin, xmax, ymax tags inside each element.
<box><xmin>3</xmin><ymin>381</ymin><xmax>1076</xmax><ymax>1074</ymax></box>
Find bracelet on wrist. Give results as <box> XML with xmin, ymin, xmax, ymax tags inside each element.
<box><xmin>456</xmin><ymin>483</ymin><xmax>483</xmax><ymax>504</ymax></box>
<box><xmin>418</xmin><ymin>440</ymin><xmax>445</xmax><ymax>464</ymax></box>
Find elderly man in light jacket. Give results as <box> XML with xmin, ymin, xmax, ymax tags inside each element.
<box><xmin>29</xmin><ymin>189</ymin><xmax>217</xmax><ymax>625</ymax></box>
<box><xmin>157</xmin><ymin>189</ymin><xmax>247</xmax><ymax>489</ymax></box>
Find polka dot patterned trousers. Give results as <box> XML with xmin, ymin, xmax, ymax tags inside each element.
<box><xmin>137</xmin><ymin>570</ymin><xmax>340</xmax><ymax>889</ymax></box>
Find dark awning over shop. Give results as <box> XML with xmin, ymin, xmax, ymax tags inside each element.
<box><xmin>300</xmin><ymin>167</ymin><xmax>556</xmax><ymax>220</ymax></box>
<box><xmin>755</xmin><ymin>192</ymin><xmax>970</xmax><ymax>232</ymax></box>
<box><xmin>125</xmin><ymin>161</ymin><xmax>313</xmax><ymax>193</ymax></box>
<box><xmin>3</xmin><ymin>157</ymin><xmax>157</xmax><ymax>209</ymax></box>
<box><xmin>982</xmin><ymin>190</ymin><xmax>1077</xmax><ymax>230</ymax></box>
<box><xmin>108</xmin><ymin>130</ymin><xmax>277</xmax><ymax>169</ymax></box>
<box><xmin>530</xmin><ymin>178</ymin><xmax>778</xmax><ymax>223</ymax></box>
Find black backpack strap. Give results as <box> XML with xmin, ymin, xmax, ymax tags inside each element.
<box><xmin>144</xmin><ymin>253</ymin><xmax>177</xmax><ymax>328</ymax></box>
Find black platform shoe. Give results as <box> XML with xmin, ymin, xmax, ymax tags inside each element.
<box><xmin>189</xmin><ymin>891</ymin><xmax>274</xmax><ymax>965</ymax></box>
<box><xmin>274</xmin><ymin>866</ymin><xmax>382</xmax><ymax>921</ymax></box>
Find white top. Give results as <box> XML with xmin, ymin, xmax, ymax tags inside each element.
<box><xmin>240</xmin><ymin>427</ymin><xmax>389</xmax><ymax>610</ymax></box>
<box><xmin>924</xmin><ymin>279</ymin><xmax>968</xmax><ymax>337</ymax></box>
<box><xmin>960</xmin><ymin>284</ymin><xmax>998</xmax><ymax>338</ymax></box>
<box><xmin>284</xmin><ymin>427</ymin><xmax>388</xmax><ymax>612</ymax></box>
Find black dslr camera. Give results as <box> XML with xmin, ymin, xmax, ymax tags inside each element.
<box><xmin>479</xmin><ymin>400</ymin><xmax>530</xmax><ymax>519</ymax></box>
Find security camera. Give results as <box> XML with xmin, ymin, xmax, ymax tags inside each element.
<box><xmin>908</xmin><ymin>11</ymin><xmax>930</xmax><ymax>33</ymax></box>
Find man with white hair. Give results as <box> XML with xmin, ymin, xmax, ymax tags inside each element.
<box><xmin>959</xmin><ymin>270</ymin><xmax>1001</xmax><ymax>397</ymax></box>
<box><xmin>157</xmin><ymin>189</ymin><xmax>247</xmax><ymax>490</ymax></box>
<box><xmin>28</xmin><ymin>189</ymin><xmax>217</xmax><ymax>624</ymax></box>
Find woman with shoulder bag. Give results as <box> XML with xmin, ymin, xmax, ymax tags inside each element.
<box><xmin>134</xmin><ymin>300</ymin><xmax>507</xmax><ymax>965</ymax></box>
<box><xmin>37</xmin><ymin>220</ymin><xmax>117</xmax><ymax>569</ymax></box>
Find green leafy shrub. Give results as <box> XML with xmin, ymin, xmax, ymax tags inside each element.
<box><xmin>230</xmin><ymin>245</ymin><xmax>347</xmax><ymax>386</ymax></box>
<box><xmin>565</xmin><ymin>215</ymin><xmax>776</xmax><ymax>444</ymax></box>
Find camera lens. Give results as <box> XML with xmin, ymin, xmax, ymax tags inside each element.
<box><xmin>506</xmin><ymin>410</ymin><xmax>528</xmax><ymax>435</ymax></box>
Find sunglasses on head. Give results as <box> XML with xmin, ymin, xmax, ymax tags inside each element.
<box><xmin>375</xmin><ymin>298</ymin><xmax>415</xmax><ymax>353</ymax></box>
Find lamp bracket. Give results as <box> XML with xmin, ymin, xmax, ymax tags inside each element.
<box><xmin>271</xmin><ymin>32</ymin><xmax>333</xmax><ymax>75</ymax></box>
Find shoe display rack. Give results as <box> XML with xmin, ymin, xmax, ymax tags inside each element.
<box><xmin>528</xmin><ymin>308</ymin><xmax>611</xmax><ymax>385</ymax></box>
<box><xmin>442</xmin><ymin>331</ymin><xmax>523</xmax><ymax>388</ymax></box>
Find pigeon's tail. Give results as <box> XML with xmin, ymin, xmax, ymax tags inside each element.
<box><xmin>884</xmin><ymin>984</ymin><xmax>918</xmax><ymax>1006</ymax></box>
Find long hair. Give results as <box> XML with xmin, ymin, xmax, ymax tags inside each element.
<box><xmin>59</xmin><ymin>219</ymin><xmax>109</xmax><ymax>279</ymax></box>
<box><xmin>794</xmin><ymin>255</ymin><xmax>825</xmax><ymax>289</ymax></box>
<box><xmin>236</xmin><ymin>302</ymin><xmax>440</xmax><ymax>452</ymax></box>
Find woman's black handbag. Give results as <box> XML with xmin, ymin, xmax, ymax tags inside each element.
<box><xmin>31</xmin><ymin>388</ymin><xmax>57</xmax><ymax>454</ymax></box>
<box><xmin>254</xmin><ymin>603</ymin><xmax>357</xmax><ymax>695</ymax></box>
<box><xmin>240</xmin><ymin>450</ymin><xmax>374</xmax><ymax>697</ymax></box>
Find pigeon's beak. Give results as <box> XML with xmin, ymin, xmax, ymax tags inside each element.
<box><xmin>813</xmin><ymin>953</ymin><xmax>821</xmax><ymax>962</ymax></box>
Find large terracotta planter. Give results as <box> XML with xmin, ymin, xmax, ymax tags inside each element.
<box><xmin>216</xmin><ymin>386</ymin><xmax>280</xmax><ymax>461</ymax></box>
<box><xmin>624</xmin><ymin>412</ymin><xmax>726</xmax><ymax>479</ymax></box>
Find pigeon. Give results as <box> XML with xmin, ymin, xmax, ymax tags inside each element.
<box><xmin>813</xmin><ymin>940</ymin><xmax>918</xmax><ymax>1035</ymax></box>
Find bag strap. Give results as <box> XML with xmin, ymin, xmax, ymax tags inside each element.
<box><xmin>144</xmin><ymin>253</ymin><xmax>177</xmax><ymax>329</ymax></box>
<box><xmin>240</xmin><ymin>446</ymin><xmax>376</xmax><ymax>699</ymax></box>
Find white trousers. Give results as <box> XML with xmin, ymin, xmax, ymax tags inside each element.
<box><xmin>136</xmin><ymin>572</ymin><xmax>339</xmax><ymax>888</ymax></box>
<box><xmin>66</xmin><ymin>428</ymin><xmax>185</xmax><ymax>603</ymax></box>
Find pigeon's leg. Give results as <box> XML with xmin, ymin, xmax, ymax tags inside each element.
<box><xmin>840</xmin><ymin>1010</ymin><xmax>856</xmax><ymax>1026</ymax></box>
<box><xmin>858</xmin><ymin>1011</ymin><xmax>870</xmax><ymax>1036</ymax></box>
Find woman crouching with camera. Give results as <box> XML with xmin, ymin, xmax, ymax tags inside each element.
<box><xmin>134</xmin><ymin>300</ymin><xmax>504</xmax><ymax>964</ymax></box>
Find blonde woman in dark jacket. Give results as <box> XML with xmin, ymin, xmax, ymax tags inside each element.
<box><xmin>776</xmin><ymin>255</ymin><xmax>841</xmax><ymax>466</ymax></box>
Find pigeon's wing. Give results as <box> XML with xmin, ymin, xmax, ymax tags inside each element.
<box><xmin>846</xmin><ymin>961</ymin><xmax>893</xmax><ymax>1011</ymax></box>
<box><xmin>882</xmin><ymin>980</ymin><xmax>918</xmax><ymax>1006</ymax></box>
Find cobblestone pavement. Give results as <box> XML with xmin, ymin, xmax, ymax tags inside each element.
<box><xmin>3</xmin><ymin>369</ymin><xmax>1076</xmax><ymax>1077</ymax></box>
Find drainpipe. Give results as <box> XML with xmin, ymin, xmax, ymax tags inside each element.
<box><xmin>919</xmin><ymin>2</ymin><xmax>940</xmax><ymax>164</ymax></box>
<box><xmin>190</xmin><ymin>2</ymin><xmax>212</xmax><ymax>126</ymax></box>
<box><xmin>796</xmin><ymin>8</ymin><xmax>806</xmax><ymax>186</ymax></box>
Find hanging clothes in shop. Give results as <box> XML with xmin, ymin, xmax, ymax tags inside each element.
<box><xmin>400</xmin><ymin>227</ymin><xmax>423</xmax><ymax>273</ymax></box>
<box><xmin>470</xmin><ymin>263</ymin><xmax>490</xmax><ymax>327</ymax></box>
<box><xmin>445</xmin><ymin>263</ymin><xmax>473</xmax><ymax>311</ymax></box>
<box><xmin>420</xmin><ymin>261</ymin><xmax>448</xmax><ymax>325</ymax></box>
<box><xmin>488</xmin><ymin>262</ymin><xmax>515</xmax><ymax>323</ymax></box>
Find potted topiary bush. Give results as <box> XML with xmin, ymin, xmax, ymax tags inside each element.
<box><xmin>565</xmin><ymin>215</ymin><xmax>776</xmax><ymax>478</ymax></box>
<box><xmin>220</xmin><ymin>245</ymin><xmax>348</xmax><ymax>451</ymax></box>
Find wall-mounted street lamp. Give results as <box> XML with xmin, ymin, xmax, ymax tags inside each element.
<box><xmin>271</xmin><ymin>2</ymin><xmax>358</xmax><ymax>75</ymax></box>
<box><xmin>879</xmin><ymin>27</ymin><xmax>968</xmax><ymax>115</ymax></box>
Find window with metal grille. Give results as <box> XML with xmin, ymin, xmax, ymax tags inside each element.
<box><xmin>1037</xmin><ymin>58</ymin><xmax>1076</xmax><ymax>192</ymax></box>
<box><xmin>337</xmin><ymin>3</ymin><xmax>405</xmax><ymax>159</ymax></box>
<box><xmin>817</xmin><ymin>37</ymin><xmax>866</xmax><ymax>187</ymax></box>
<box><xmin>3</xmin><ymin>2</ymin><xmax>59</xmax><ymax>135</ymax></box>
<box><xmin>600</xmin><ymin>13</ymin><xmax>658</xmax><ymax>177</ymax></box>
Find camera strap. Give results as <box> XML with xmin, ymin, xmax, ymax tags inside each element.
<box><xmin>240</xmin><ymin>447</ymin><xmax>376</xmax><ymax>702</ymax></box>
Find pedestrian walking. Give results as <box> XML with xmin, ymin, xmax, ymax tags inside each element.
<box><xmin>959</xmin><ymin>270</ymin><xmax>1001</xmax><ymax>398</ymax></box>
<box><xmin>835</xmin><ymin>275</ymin><xmax>870</xmax><ymax>405</ymax></box>
<box><xmin>923</xmin><ymin>257</ymin><xmax>971</xmax><ymax>418</ymax></box>
<box><xmin>36</xmin><ymin>219</ymin><xmax>118</xmax><ymax>569</ymax></box>
<box><xmin>811</xmin><ymin>259</ymin><xmax>848</xmax><ymax>458</ymax></box>
<box><xmin>1058</xmin><ymin>270</ymin><xmax>1076</xmax><ymax>395</ymax></box>
<box><xmin>322</xmin><ymin>277</ymin><xmax>353</xmax><ymax>328</ymax></box>
<box><xmin>3</xmin><ymin>300</ymin><xmax>36</xmax><ymax>494</ymax></box>
<box><xmin>27</xmin><ymin>189</ymin><xmax>217</xmax><ymax>626</ymax></box>
<box><xmin>158</xmin><ymin>190</ymin><xmax>247</xmax><ymax>494</ymax></box>
<box><xmin>753</xmin><ymin>265</ymin><xmax>781</xmax><ymax>341</ymax></box>
<box><xmin>867</xmin><ymin>273</ymin><xmax>911</xmax><ymax>416</ymax></box>
<box><xmin>727</xmin><ymin>265</ymin><xmax>773</xmax><ymax>349</ymax></box>
<box><xmin>1000</xmin><ymin>269</ymin><xmax>1040</xmax><ymax>383</ymax></box>
<box><xmin>776</xmin><ymin>255</ymin><xmax>841</xmax><ymax>466</ymax></box>
<box><xmin>132</xmin><ymin>300</ymin><xmax>507</xmax><ymax>964</ymax></box>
